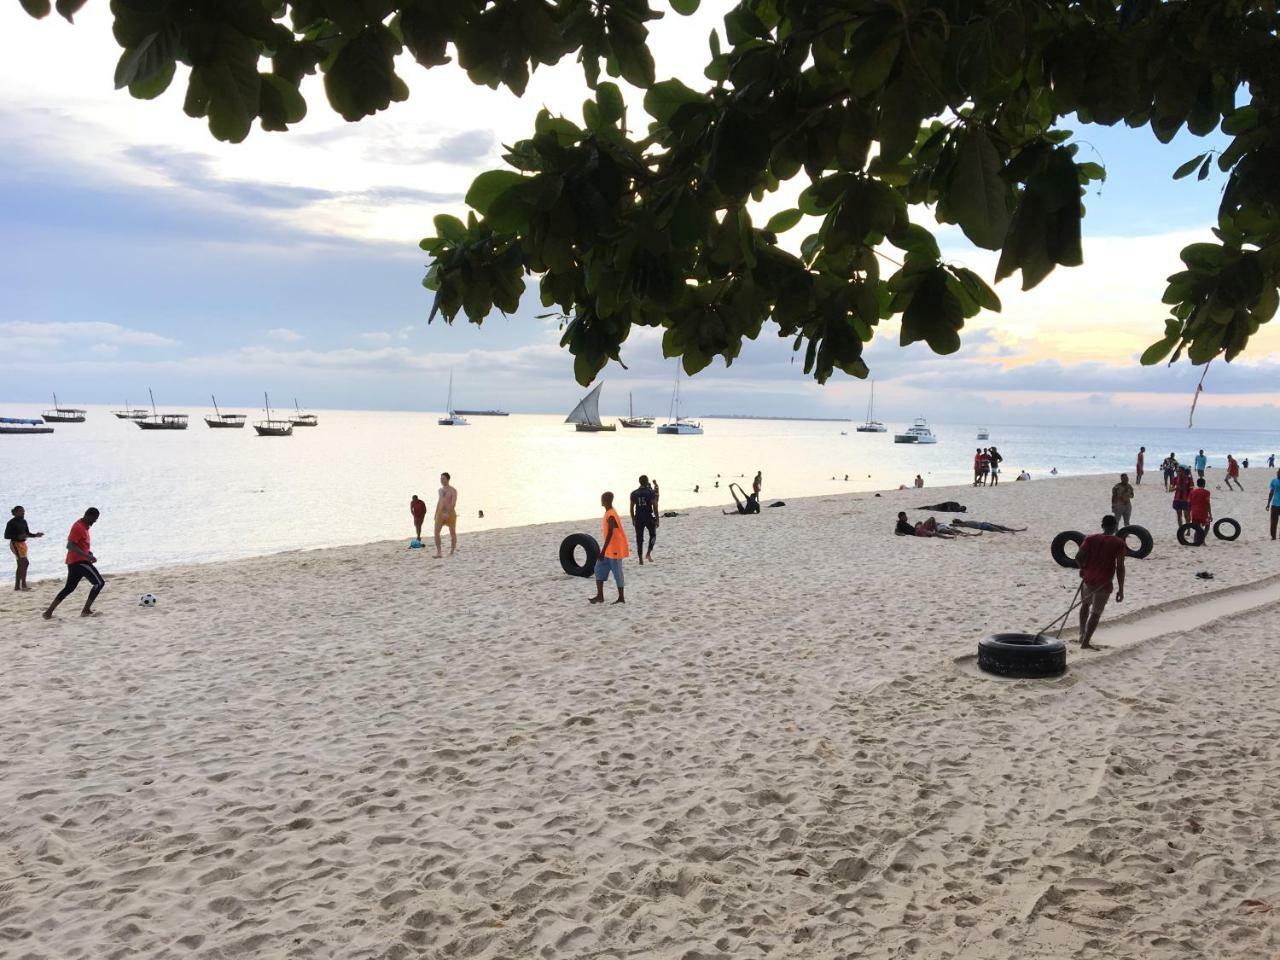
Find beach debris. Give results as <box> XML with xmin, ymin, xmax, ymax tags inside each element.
<box><xmin>1241</xmin><ymin>899</ymin><xmax>1272</xmax><ymax>913</ymax></box>
<box><xmin>1184</xmin><ymin>817</ymin><xmax>1204</xmax><ymax>834</ymax></box>
<box><xmin>1194</xmin><ymin>571</ymin><xmax>1215</xmax><ymax>580</ymax></box>
<box><xmin>768</xmin><ymin>501</ymin><xmax>786</xmax><ymax>508</ymax></box>
<box><xmin>791</xmin><ymin>867</ymin><xmax>810</xmax><ymax>878</ymax></box>
<box><xmin>662</xmin><ymin>511</ymin><xmax>680</xmax><ymax>518</ymax></box>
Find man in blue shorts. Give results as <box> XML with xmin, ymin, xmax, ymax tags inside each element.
<box><xmin>1194</xmin><ymin>449</ymin><xmax>1207</xmax><ymax>480</ymax></box>
<box><xmin>1268</xmin><ymin>469</ymin><xmax>1280</xmax><ymax>541</ymax></box>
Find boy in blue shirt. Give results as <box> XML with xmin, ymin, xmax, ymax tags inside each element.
<box><xmin>1268</xmin><ymin>469</ymin><xmax>1280</xmax><ymax>541</ymax></box>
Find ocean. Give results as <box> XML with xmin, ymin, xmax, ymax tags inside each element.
<box><xmin>3</xmin><ymin>404</ymin><xmax>1278</xmax><ymax>582</ymax></box>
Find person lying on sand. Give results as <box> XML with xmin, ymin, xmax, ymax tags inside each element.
<box><xmin>949</xmin><ymin>519</ymin><xmax>1026</xmax><ymax>533</ymax></box>
<box><xmin>895</xmin><ymin>513</ymin><xmax>980</xmax><ymax>538</ymax></box>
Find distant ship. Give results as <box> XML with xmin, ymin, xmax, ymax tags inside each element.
<box><xmin>453</xmin><ymin>409</ymin><xmax>509</xmax><ymax>417</ymax></box>
<box><xmin>855</xmin><ymin>380</ymin><xmax>887</xmax><ymax>433</ymax></box>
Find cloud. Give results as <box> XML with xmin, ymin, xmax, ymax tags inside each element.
<box><xmin>424</xmin><ymin>130</ymin><xmax>496</xmax><ymax>165</ymax></box>
<box><xmin>0</xmin><ymin>320</ymin><xmax>176</xmax><ymax>347</ymax></box>
<box><xmin>267</xmin><ymin>328</ymin><xmax>304</xmax><ymax>343</ymax></box>
<box><xmin>124</xmin><ymin>146</ymin><xmax>336</xmax><ymax>210</ymax></box>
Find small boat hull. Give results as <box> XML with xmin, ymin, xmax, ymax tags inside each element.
<box><xmin>657</xmin><ymin>422</ymin><xmax>703</xmax><ymax>435</ymax></box>
<box><xmin>575</xmin><ymin>423</ymin><xmax>616</xmax><ymax>432</ymax></box>
<box><xmin>438</xmin><ymin>416</ymin><xmax>470</xmax><ymax>426</ymax></box>
<box><xmin>291</xmin><ymin>416</ymin><xmax>318</xmax><ymax>427</ymax></box>
<box><xmin>42</xmin><ymin>413</ymin><xmax>85</xmax><ymax>423</ymax></box>
<box><xmin>205</xmin><ymin>416</ymin><xmax>246</xmax><ymax>429</ymax></box>
<box><xmin>619</xmin><ymin>418</ymin><xmax>654</xmax><ymax>428</ymax></box>
<box><xmin>856</xmin><ymin>424</ymin><xmax>887</xmax><ymax>433</ymax></box>
<box><xmin>254</xmin><ymin>422</ymin><xmax>293</xmax><ymax>437</ymax></box>
<box><xmin>0</xmin><ymin>425</ymin><xmax>54</xmax><ymax>434</ymax></box>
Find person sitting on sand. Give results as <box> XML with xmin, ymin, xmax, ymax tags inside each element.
<box><xmin>950</xmin><ymin>519</ymin><xmax>1026</xmax><ymax>533</ymax></box>
<box><xmin>6</xmin><ymin>506</ymin><xmax>44</xmax><ymax>592</ymax></box>
<box><xmin>591</xmin><ymin>492</ymin><xmax>628</xmax><ymax>604</ymax></box>
<box><xmin>410</xmin><ymin>494</ymin><xmax>427</xmax><ymax>541</ymax></box>
<box><xmin>43</xmin><ymin>507</ymin><xmax>104</xmax><ymax>620</ymax></box>
<box><xmin>1189</xmin><ymin>477</ymin><xmax>1212</xmax><ymax>540</ymax></box>
<box><xmin>434</xmin><ymin>473</ymin><xmax>458</xmax><ymax>558</ymax></box>
<box><xmin>1017</xmin><ymin>470</ymin><xmax>1031</xmax><ymax>481</ymax></box>
<box><xmin>1075</xmin><ymin>515</ymin><xmax>1126</xmax><ymax>649</ymax></box>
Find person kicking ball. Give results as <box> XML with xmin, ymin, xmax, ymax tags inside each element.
<box><xmin>43</xmin><ymin>507</ymin><xmax>105</xmax><ymax>619</ymax></box>
<box><xmin>1075</xmin><ymin>514</ymin><xmax>1126</xmax><ymax>650</ymax></box>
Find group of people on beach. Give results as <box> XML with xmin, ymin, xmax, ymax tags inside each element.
<box><xmin>409</xmin><ymin>473</ymin><xmax>459</xmax><ymax>558</ymax></box>
<box><xmin>590</xmin><ymin>473</ymin><xmax>673</xmax><ymax>603</ymax></box>
<box><xmin>972</xmin><ymin>447</ymin><xmax>1003</xmax><ymax>486</ymax></box>
<box><xmin>6</xmin><ymin>505</ymin><xmax>106</xmax><ymax>618</ymax></box>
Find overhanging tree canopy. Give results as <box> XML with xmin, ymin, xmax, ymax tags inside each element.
<box><xmin>23</xmin><ymin>0</ymin><xmax>1280</xmax><ymax>384</ymax></box>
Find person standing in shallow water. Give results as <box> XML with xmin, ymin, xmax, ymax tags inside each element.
<box><xmin>43</xmin><ymin>507</ymin><xmax>105</xmax><ymax>619</ymax></box>
<box><xmin>5</xmin><ymin>506</ymin><xmax>44</xmax><ymax>591</ymax></box>
<box><xmin>591</xmin><ymin>492</ymin><xmax>628</xmax><ymax>604</ymax></box>
<box><xmin>1135</xmin><ymin>446</ymin><xmax>1145</xmax><ymax>485</ymax></box>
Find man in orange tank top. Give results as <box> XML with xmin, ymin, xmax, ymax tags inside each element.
<box><xmin>591</xmin><ymin>492</ymin><xmax>629</xmax><ymax>604</ymax></box>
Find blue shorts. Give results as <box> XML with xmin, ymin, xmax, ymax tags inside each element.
<box><xmin>594</xmin><ymin>556</ymin><xmax>624</xmax><ymax>587</ymax></box>
<box><xmin>1173</xmin><ymin>500</ymin><xmax>1189</xmax><ymax>511</ymax></box>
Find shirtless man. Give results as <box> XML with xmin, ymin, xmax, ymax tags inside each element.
<box><xmin>5</xmin><ymin>506</ymin><xmax>44</xmax><ymax>591</ymax></box>
<box><xmin>1135</xmin><ymin>446</ymin><xmax>1145</xmax><ymax>485</ymax></box>
<box><xmin>433</xmin><ymin>473</ymin><xmax>458</xmax><ymax>558</ymax></box>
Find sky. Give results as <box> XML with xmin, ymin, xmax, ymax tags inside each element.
<box><xmin>1</xmin><ymin>3</ymin><xmax>1277</xmax><ymax>428</ymax></box>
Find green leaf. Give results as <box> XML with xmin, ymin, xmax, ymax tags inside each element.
<box><xmin>643</xmin><ymin>78</ymin><xmax>708</xmax><ymax>124</ymax></box>
<box><xmin>18</xmin><ymin>0</ymin><xmax>52</xmax><ymax>17</ymax></box>
<box><xmin>1172</xmin><ymin>152</ymin><xmax>1207</xmax><ymax>180</ymax></box>
<box><xmin>1140</xmin><ymin>334</ymin><xmax>1179</xmax><ymax>365</ymax></box>
<box><xmin>130</xmin><ymin>60</ymin><xmax>176</xmax><ymax>100</ymax></box>
<box><xmin>1221</xmin><ymin>106</ymin><xmax>1258</xmax><ymax>135</ymax></box>
<box><xmin>670</xmin><ymin>0</ymin><xmax>700</xmax><ymax>14</ymax></box>
<box><xmin>949</xmin><ymin>129</ymin><xmax>1010</xmax><ymax>249</ymax></box>
<box><xmin>323</xmin><ymin>25</ymin><xmax>405</xmax><ymax>122</ymax></box>
<box><xmin>465</xmin><ymin>170</ymin><xmax>525</xmax><ymax>215</ymax></box>
<box><xmin>596</xmin><ymin>82</ymin><xmax>624</xmax><ymax>125</ymax></box>
<box><xmin>433</xmin><ymin>214</ymin><xmax>467</xmax><ymax>244</ymax></box>
<box><xmin>764</xmin><ymin>209</ymin><xmax>803</xmax><ymax>233</ymax></box>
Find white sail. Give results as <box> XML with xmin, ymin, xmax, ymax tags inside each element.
<box><xmin>565</xmin><ymin>383</ymin><xmax>604</xmax><ymax>426</ymax></box>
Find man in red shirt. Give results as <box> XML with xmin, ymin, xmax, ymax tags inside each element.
<box><xmin>1189</xmin><ymin>478</ymin><xmax>1213</xmax><ymax>540</ymax></box>
<box><xmin>43</xmin><ymin>507</ymin><xmax>104</xmax><ymax>619</ymax></box>
<box><xmin>1225</xmin><ymin>454</ymin><xmax>1243</xmax><ymax>492</ymax></box>
<box><xmin>1075</xmin><ymin>515</ymin><xmax>1126</xmax><ymax>649</ymax></box>
<box><xmin>1171</xmin><ymin>466</ymin><xmax>1193</xmax><ymax>527</ymax></box>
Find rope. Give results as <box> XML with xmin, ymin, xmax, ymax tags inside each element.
<box><xmin>1037</xmin><ymin>582</ymin><xmax>1083</xmax><ymax>639</ymax></box>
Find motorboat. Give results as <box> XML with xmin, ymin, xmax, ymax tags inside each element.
<box><xmin>0</xmin><ymin>417</ymin><xmax>53</xmax><ymax>435</ymax></box>
<box><xmin>438</xmin><ymin>373</ymin><xmax>469</xmax><ymax>426</ymax></box>
<box><xmin>619</xmin><ymin>392</ymin><xmax>654</xmax><ymax>429</ymax></box>
<box><xmin>205</xmin><ymin>395</ymin><xmax>246</xmax><ymax>428</ymax></box>
<box><xmin>855</xmin><ymin>380</ymin><xmax>887</xmax><ymax>432</ymax></box>
<box><xmin>566</xmin><ymin>382</ymin><xmax>615</xmax><ymax>432</ymax></box>
<box><xmin>42</xmin><ymin>394</ymin><xmax>86</xmax><ymax>423</ymax></box>
<box><xmin>136</xmin><ymin>388</ymin><xmax>189</xmax><ymax>430</ymax></box>
<box><xmin>657</xmin><ymin>365</ymin><xmax>703</xmax><ymax>435</ymax></box>
<box><xmin>894</xmin><ymin>418</ymin><xmax>938</xmax><ymax>444</ymax></box>
<box><xmin>254</xmin><ymin>393</ymin><xmax>293</xmax><ymax>436</ymax></box>
<box><xmin>291</xmin><ymin>398</ymin><xmax>318</xmax><ymax>427</ymax></box>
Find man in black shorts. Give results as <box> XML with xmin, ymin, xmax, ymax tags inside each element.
<box><xmin>630</xmin><ymin>475</ymin><xmax>659</xmax><ymax>564</ymax></box>
<box><xmin>43</xmin><ymin>507</ymin><xmax>104</xmax><ymax>619</ymax></box>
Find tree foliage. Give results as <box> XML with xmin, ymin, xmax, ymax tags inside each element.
<box><xmin>23</xmin><ymin>0</ymin><xmax>1280</xmax><ymax>383</ymax></box>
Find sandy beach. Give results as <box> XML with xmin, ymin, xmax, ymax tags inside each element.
<box><xmin>3</xmin><ymin>472</ymin><xmax>1279</xmax><ymax>959</ymax></box>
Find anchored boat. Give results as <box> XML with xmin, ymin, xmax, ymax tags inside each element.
<box><xmin>42</xmin><ymin>394</ymin><xmax>86</xmax><ymax>423</ymax></box>
<box><xmin>656</xmin><ymin>366</ymin><xmax>702</xmax><ymax>435</ymax></box>
<box><xmin>136</xmin><ymin>389</ymin><xmax>189</xmax><ymax>430</ymax></box>
<box><xmin>291</xmin><ymin>399</ymin><xmax>318</xmax><ymax>427</ymax></box>
<box><xmin>855</xmin><ymin>380</ymin><xmax>887</xmax><ymax>433</ymax></box>
<box><xmin>254</xmin><ymin>393</ymin><xmax>293</xmax><ymax>436</ymax></box>
<box><xmin>438</xmin><ymin>373</ymin><xmax>469</xmax><ymax>426</ymax></box>
<box><xmin>205</xmin><ymin>395</ymin><xmax>246</xmax><ymax>429</ymax></box>
<box><xmin>0</xmin><ymin>417</ymin><xmax>53</xmax><ymax>435</ymax></box>
<box><xmin>893</xmin><ymin>417</ymin><xmax>937</xmax><ymax>444</ymax></box>
<box><xmin>619</xmin><ymin>392</ymin><xmax>654</xmax><ymax>429</ymax></box>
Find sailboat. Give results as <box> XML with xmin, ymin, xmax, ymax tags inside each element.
<box><xmin>618</xmin><ymin>392</ymin><xmax>654</xmax><ymax>429</ymax></box>
<box><xmin>205</xmin><ymin>395</ymin><xmax>246</xmax><ymax>428</ymax></box>
<box><xmin>438</xmin><ymin>372</ymin><xmax>469</xmax><ymax>426</ymax></box>
<box><xmin>112</xmin><ymin>400</ymin><xmax>149</xmax><ymax>420</ymax></box>
<box><xmin>136</xmin><ymin>388</ymin><xmax>188</xmax><ymax>430</ymax></box>
<box><xmin>565</xmin><ymin>382</ymin><xmax>616</xmax><ymax>432</ymax></box>
<box><xmin>291</xmin><ymin>399</ymin><xmax>318</xmax><ymax>427</ymax></box>
<box><xmin>254</xmin><ymin>393</ymin><xmax>293</xmax><ymax>436</ymax></box>
<box><xmin>656</xmin><ymin>366</ymin><xmax>703</xmax><ymax>435</ymax></box>
<box><xmin>42</xmin><ymin>393</ymin><xmax>87</xmax><ymax>423</ymax></box>
<box><xmin>855</xmin><ymin>380</ymin><xmax>887</xmax><ymax>432</ymax></box>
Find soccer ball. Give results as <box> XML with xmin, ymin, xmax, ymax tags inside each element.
<box><xmin>139</xmin><ymin>593</ymin><xmax>158</xmax><ymax>607</ymax></box>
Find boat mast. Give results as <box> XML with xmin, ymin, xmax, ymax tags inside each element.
<box><xmin>446</xmin><ymin>371</ymin><xmax>454</xmax><ymax>415</ymax></box>
<box><xmin>212</xmin><ymin>394</ymin><xmax>222</xmax><ymax>419</ymax></box>
<box><xmin>149</xmin><ymin>388</ymin><xmax>157</xmax><ymax>418</ymax></box>
<box><xmin>265</xmin><ymin>392</ymin><xmax>272</xmax><ymax>419</ymax></box>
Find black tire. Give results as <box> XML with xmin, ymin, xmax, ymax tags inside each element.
<box><xmin>1213</xmin><ymin>517</ymin><xmax>1241</xmax><ymax>541</ymax></box>
<box><xmin>1050</xmin><ymin>530</ymin><xmax>1085</xmax><ymax>568</ymax></box>
<box><xmin>1177</xmin><ymin>523</ymin><xmax>1207</xmax><ymax>547</ymax></box>
<box><xmin>559</xmin><ymin>533</ymin><xmax>599</xmax><ymax>577</ymax></box>
<box><xmin>977</xmin><ymin>633</ymin><xmax>1067</xmax><ymax>678</ymax></box>
<box><xmin>1116</xmin><ymin>524</ymin><xmax>1154</xmax><ymax>560</ymax></box>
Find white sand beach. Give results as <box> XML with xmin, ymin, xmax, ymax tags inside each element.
<box><xmin>2</xmin><ymin>473</ymin><xmax>1279</xmax><ymax>959</ymax></box>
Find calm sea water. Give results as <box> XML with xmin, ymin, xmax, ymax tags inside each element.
<box><xmin>3</xmin><ymin>404</ymin><xmax>1278</xmax><ymax>582</ymax></box>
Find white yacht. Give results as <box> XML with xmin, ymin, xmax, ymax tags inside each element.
<box><xmin>855</xmin><ymin>380</ymin><xmax>887</xmax><ymax>432</ymax></box>
<box><xmin>438</xmin><ymin>371</ymin><xmax>469</xmax><ymax>426</ymax></box>
<box><xmin>894</xmin><ymin>418</ymin><xmax>938</xmax><ymax>444</ymax></box>
<box><xmin>656</xmin><ymin>365</ymin><xmax>702</xmax><ymax>435</ymax></box>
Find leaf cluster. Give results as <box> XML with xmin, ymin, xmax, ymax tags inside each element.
<box><xmin>27</xmin><ymin>0</ymin><xmax>1280</xmax><ymax>382</ymax></box>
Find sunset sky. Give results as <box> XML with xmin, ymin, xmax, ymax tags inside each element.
<box><xmin>2</xmin><ymin>3</ymin><xmax>1277</xmax><ymax>427</ymax></box>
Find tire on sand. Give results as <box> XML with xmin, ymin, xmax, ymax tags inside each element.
<box><xmin>1050</xmin><ymin>530</ymin><xmax>1085</xmax><ymax>568</ymax></box>
<box><xmin>559</xmin><ymin>533</ymin><xmax>600</xmax><ymax>577</ymax></box>
<box><xmin>1177</xmin><ymin>523</ymin><xmax>1207</xmax><ymax>547</ymax></box>
<box><xmin>1116</xmin><ymin>524</ymin><xmax>1154</xmax><ymax>559</ymax></box>
<box><xmin>1214</xmin><ymin>517</ymin><xmax>1241</xmax><ymax>541</ymax></box>
<box><xmin>978</xmin><ymin>633</ymin><xmax>1068</xmax><ymax>679</ymax></box>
